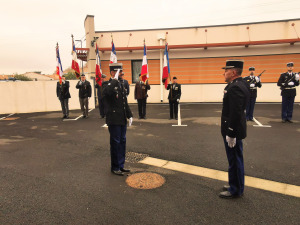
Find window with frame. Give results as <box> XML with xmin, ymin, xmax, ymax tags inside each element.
<box><xmin>131</xmin><ymin>60</ymin><xmax>142</xmax><ymax>84</ymax></box>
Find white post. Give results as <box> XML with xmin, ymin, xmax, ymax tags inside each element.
<box><xmin>172</xmin><ymin>103</ymin><xmax>187</xmax><ymax>127</ymax></box>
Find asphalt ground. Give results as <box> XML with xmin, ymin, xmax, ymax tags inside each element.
<box><xmin>0</xmin><ymin>103</ymin><xmax>300</xmax><ymax>225</ymax></box>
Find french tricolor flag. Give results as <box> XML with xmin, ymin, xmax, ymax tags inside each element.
<box><xmin>95</xmin><ymin>44</ymin><xmax>102</xmax><ymax>86</ymax></box>
<box><xmin>56</xmin><ymin>43</ymin><xmax>63</xmax><ymax>84</ymax></box>
<box><xmin>140</xmin><ymin>43</ymin><xmax>148</xmax><ymax>82</ymax></box>
<box><xmin>110</xmin><ymin>41</ymin><xmax>117</xmax><ymax>64</ymax></box>
<box><xmin>71</xmin><ymin>39</ymin><xmax>80</xmax><ymax>78</ymax></box>
<box><xmin>162</xmin><ymin>43</ymin><xmax>170</xmax><ymax>89</ymax></box>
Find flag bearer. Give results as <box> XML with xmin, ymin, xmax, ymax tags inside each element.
<box><xmin>134</xmin><ymin>74</ymin><xmax>151</xmax><ymax>119</ymax></box>
<box><xmin>167</xmin><ymin>76</ymin><xmax>181</xmax><ymax>120</ymax></box>
<box><xmin>76</xmin><ymin>74</ymin><xmax>92</xmax><ymax>118</ymax></box>
<box><xmin>277</xmin><ymin>62</ymin><xmax>299</xmax><ymax>123</ymax></box>
<box><xmin>103</xmin><ymin>63</ymin><xmax>133</xmax><ymax>176</ymax></box>
<box><xmin>56</xmin><ymin>75</ymin><xmax>71</xmax><ymax>119</ymax></box>
<box><xmin>243</xmin><ymin>67</ymin><xmax>262</xmax><ymax>121</ymax></box>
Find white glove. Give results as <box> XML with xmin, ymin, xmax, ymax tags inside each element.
<box><xmin>288</xmin><ymin>81</ymin><xmax>294</xmax><ymax>86</ymax></box>
<box><xmin>128</xmin><ymin>117</ymin><xmax>133</xmax><ymax>126</ymax></box>
<box><xmin>177</xmin><ymin>99</ymin><xmax>179</xmax><ymax>103</ymax></box>
<box><xmin>226</xmin><ymin>136</ymin><xmax>236</xmax><ymax>148</ymax></box>
<box><xmin>114</xmin><ymin>69</ymin><xmax>120</xmax><ymax>80</ymax></box>
<box><xmin>250</xmin><ymin>84</ymin><xmax>255</xmax><ymax>88</ymax></box>
<box><xmin>79</xmin><ymin>81</ymin><xmax>82</xmax><ymax>85</ymax></box>
<box><xmin>295</xmin><ymin>73</ymin><xmax>299</xmax><ymax>81</ymax></box>
<box><xmin>255</xmin><ymin>76</ymin><xmax>260</xmax><ymax>83</ymax></box>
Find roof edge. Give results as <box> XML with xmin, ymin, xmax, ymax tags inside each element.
<box><xmin>95</xmin><ymin>18</ymin><xmax>300</xmax><ymax>33</ymax></box>
<box><xmin>84</xmin><ymin>15</ymin><xmax>94</xmax><ymax>24</ymax></box>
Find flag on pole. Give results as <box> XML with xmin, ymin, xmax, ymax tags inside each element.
<box><xmin>95</xmin><ymin>43</ymin><xmax>102</xmax><ymax>86</ymax></box>
<box><xmin>162</xmin><ymin>43</ymin><xmax>170</xmax><ymax>89</ymax></box>
<box><xmin>56</xmin><ymin>43</ymin><xmax>63</xmax><ymax>85</ymax></box>
<box><xmin>110</xmin><ymin>41</ymin><xmax>117</xmax><ymax>64</ymax></box>
<box><xmin>141</xmin><ymin>42</ymin><xmax>148</xmax><ymax>83</ymax></box>
<box><xmin>71</xmin><ymin>37</ymin><xmax>80</xmax><ymax>78</ymax></box>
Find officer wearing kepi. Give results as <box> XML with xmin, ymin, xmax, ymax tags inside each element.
<box><xmin>243</xmin><ymin>67</ymin><xmax>262</xmax><ymax>121</ymax></box>
<box><xmin>103</xmin><ymin>63</ymin><xmax>133</xmax><ymax>176</ymax></box>
<box><xmin>220</xmin><ymin>60</ymin><xmax>250</xmax><ymax>199</ymax></box>
<box><xmin>167</xmin><ymin>76</ymin><xmax>181</xmax><ymax>120</ymax></box>
<box><xmin>277</xmin><ymin>62</ymin><xmax>299</xmax><ymax>123</ymax></box>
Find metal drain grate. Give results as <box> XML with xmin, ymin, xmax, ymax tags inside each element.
<box><xmin>125</xmin><ymin>152</ymin><xmax>149</xmax><ymax>163</ymax></box>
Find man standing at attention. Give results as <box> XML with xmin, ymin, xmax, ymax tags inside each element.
<box><xmin>167</xmin><ymin>76</ymin><xmax>181</xmax><ymax>120</ymax></box>
<box><xmin>277</xmin><ymin>62</ymin><xmax>299</xmax><ymax>123</ymax></box>
<box><xmin>76</xmin><ymin>74</ymin><xmax>92</xmax><ymax>118</ymax></box>
<box><xmin>243</xmin><ymin>67</ymin><xmax>262</xmax><ymax>121</ymax></box>
<box><xmin>134</xmin><ymin>74</ymin><xmax>151</xmax><ymax>119</ymax></box>
<box><xmin>220</xmin><ymin>60</ymin><xmax>250</xmax><ymax>199</ymax></box>
<box><xmin>56</xmin><ymin>74</ymin><xmax>71</xmax><ymax>119</ymax></box>
<box><xmin>103</xmin><ymin>63</ymin><xmax>133</xmax><ymax>176</ymax></box>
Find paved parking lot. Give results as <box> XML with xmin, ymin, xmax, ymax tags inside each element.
<box><xmin>1</xmin><ymin>103</ymin><xmax>300</xmax><ymax>225</ymax></box>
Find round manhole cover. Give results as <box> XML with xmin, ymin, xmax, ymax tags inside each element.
<box><xmin>126</xmin><ymin>172</ymin><xmax>165</xmax><ymax>189</ymax></box>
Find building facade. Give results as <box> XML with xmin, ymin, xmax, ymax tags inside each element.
<box><xmin>83</xmin><ymin>15</ymin><xmax>300</xmax><ymax>103</ymax></box>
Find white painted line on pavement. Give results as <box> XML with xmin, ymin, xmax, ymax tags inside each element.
<box><xmin>140</xmin><ymin>157</ymin><xmax>300</xmax><ymax>198</ymax></box>
<box><xmin>63</xmin><ymin>109</ymin><xmax>94</xmax><ymax>121</ymax></box>
<box><xmin>0</xmin><ymin>113</ymin><xmax>15</xmax><ymax>120</ymax></box>
<box><xmin>253</xmin><ymin>117</ymin><xmax>272</xmax><ymax>128</ymax></box>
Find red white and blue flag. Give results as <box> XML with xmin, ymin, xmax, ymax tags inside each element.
<box><xmin>110</xmin><ymin>41</ymin><xmax>117</xmax><ymax>64</ymax></box>
<box><xmin>71</xmin><ymin>38</ymin><xmax>80</xmax><ymax>78</ymax></box>
<box><xmin>56</xmin><ymin>43</ymin><xmax>63</xmax><ymax>85</ymax></box>
<box><xmin>140</xmin><ymin>43</ymin><xmax>148</xmax><ymax>83</ymax></box>
<box><xmin>95</xmin><ymin>43</ymin><xmax>102</xmax><ymax>86</ymax></box>
<box><xmin>162</xmin><ymin>43</ymin><xmax>170</xmax><ymax>89</ymax></box>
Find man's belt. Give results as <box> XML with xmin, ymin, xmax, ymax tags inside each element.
<box><xmin>250</xmin><ymin>87</ymin><xmax>257</xmax><ymax>90</ymax></box>
<box><xmin>283</xmin><ymin>87</ymin><xmax>296</xmax><ymax>90</ymax></box>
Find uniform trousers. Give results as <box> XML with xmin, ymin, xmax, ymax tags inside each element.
<box><xmin>282</xmin><ymin>96</ymin><xmax>295</xmax><ymax>120</ymax></box>
<box><xmin>108</xmin><ymin>125</ymin><xmax>127</xmax><ymax>171</ymax></box>
<box><xmin>79</xmin><ymin>97</ymin><xmax>89</xmax><ymax>116</ymax></box>
<box><xmin>137</xmin><ymin>98</ymin><xmax>147</xmax><ymax>118</ymax></box>
<box><xmin>246</xmin><ymin>96</ymin><xmax>256</xmax><ymax>120</ymax></box>
<box><xmin>98</xmin><ymin>97</ymin><xmax>106</xmax><ymax>118</ymax></box>
<box><xmin>59</xmin><ymin>98</ymin><xmax>69</xmax><ymax>116</ymax></box>
<box><xmin>223</xmin><ymin>137</ymin><xmax>244</xmax><ymax>196</ymax></box>
<box><xmin>169</xmin><ymin>100</ymin><xmax>178</xmax><ymax>119</ymax></box>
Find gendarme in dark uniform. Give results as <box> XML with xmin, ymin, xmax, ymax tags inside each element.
<box><xmin>56</xmin><ymin>75</ymin><xmax>71</xmax><ymax>119</ymax></box>
<box><xmin>167</xmin><ymin>76</ymin><xmax>181</xmax><ymax>120</ymax></box>
<box><xmin>277</xmin><ymin>62</ymin><xmax>299</xmax><ymax>123</ymax></box>
<box><xmin>102</xmin><ymin>63</ymin><xmax>133</xmax><ymax>176</ymax></box>
<box><xmin>243</xmin><ymin>67</ymin><xmax>262</xmax><ymax>121</ymax></box>
<box><xmin>220</xmin><ymin>60</ymin><xmax>250</xmax><ymax>199</ymax></box>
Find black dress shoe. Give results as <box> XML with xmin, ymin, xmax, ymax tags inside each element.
<box><xmin>65</xmin><ymin>116</ymin><xmax>69</xmax><ymax>119</ymax></box>
<box><xmin>111</xmin><ymin>170</ymin><xmax>124</xmax><ymax>176</ymax></box>
<box><xmin>222</xmin><ymin>185</ymin><xmax>230</xmax><ymax>191</ymax></box>
<box><xmin>219</xmin><ymin>191</ymin><xmax>242</xmax><ymax>199</ymax></box>
<box><xmin>120</xmin><ymin>168</ymin><xmax>131</xmax><ymax>172</ymax></box>
<box><xmin>287</xmin><ymin>119</ymin><xmax>293</xmax><ymax>123</ymax></box>
<box><xmin>62</xmin><ymin>115</ymin><xmax>66</xmax><ymax>119</ymax></box>
<box><xmin>83</xmin><ymin>115</ymin><xmax>86</xmax><ymax>118</ymax></box>
<box><xmin>282</xmin><ymin>119</ymin><xmax>287</xmax><ymax>123</ymax></box>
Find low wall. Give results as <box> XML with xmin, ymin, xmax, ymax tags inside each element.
<box><xmin>0</xmin><ymin>80</ymin><xmax>95</xmax><ymax>114</ymax></box>
<box><xmin>0</xmin><ymin>81</ymin><xmax>299</xmax><ymax>114</ymax></box>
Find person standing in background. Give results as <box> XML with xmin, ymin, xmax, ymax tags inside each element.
<box><xmin>134</xmin><ymin>74</ymin><xmax>151</xmax><ymax>119</ymax></box>
<box><xmin>56</xmin><ymin>75</ymin><xmax>71</xmax><ymax>119</ymax></box>
<box><xmin>95</xmin><ymin>74</ymin><xmax>107</xmax><ymax>118</ymax></box>
<box><xmin>243</xmin><ymin>67</ymin><xmax>262</xmax><ymax>121</ymax></box>
<box><xmin>76</xmin><ymin>74</ymin><xmax>92</xmax><ymax>118</ymax></box>
<box><xmin>167</xmin><ymin>76</ymin><xmax>181</xmax><ymax>120</ymax></box>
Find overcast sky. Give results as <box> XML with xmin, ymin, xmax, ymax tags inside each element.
<box><xmin>0</xmin><ymin>0</ymin><xmax>300</xmax><ymax>75</ymax></box>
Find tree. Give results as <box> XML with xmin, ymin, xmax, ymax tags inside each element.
<box><xmin>14</xmin><ymin>75</ymin><xmax>32</xmax><ymax>81</ymax></box>
<box><xmin>64</xmin><ymin>72</ymin><xmax>78</xmax><ymax>80</ymax></box>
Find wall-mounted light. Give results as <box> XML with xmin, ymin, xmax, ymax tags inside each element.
<box><xmin>91</xmin><ymin>37</ymin><xmax>99</xmax><ymax>47</ymax></box>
